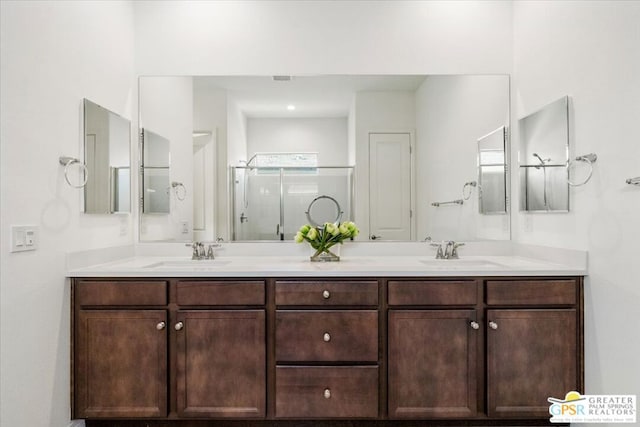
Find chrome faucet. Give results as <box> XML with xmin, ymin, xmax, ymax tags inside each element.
<box><xmin>186</xmin><ymin>242</ymin><xmax>221</xmax><ymax>260</ymax></box>
<box><xmin>430</xmin><ymin>240</ymin><xmax>465</xmax><ymax>259</ymax></box>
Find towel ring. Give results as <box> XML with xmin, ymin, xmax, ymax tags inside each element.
<box><xmin>171</xmin><ymin>181</ymin><xmax>186</xmax><ymax>201</ymax></box>
<box><xmin>462</xmin><ymin>181</ymin><xmax>477</xmax><ymax>200</ymax></box>
<box><xmin>568</xmin><ymin>153</ymin><xmax>597</xmax><ymax>187</ymax></box>
<box><xmin>59</xmin><ymin>156</ymin><xmax>88</xmax><ymax>188</ymax></box>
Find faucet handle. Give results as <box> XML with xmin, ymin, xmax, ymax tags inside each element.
<box><xmin>430</xmin><ymin>242</ymin><xmax>445</xmax><ymax>259</ymax></box>
<box><xmin>186</xmin><ymin>242</ymin><xmax>201</xmax><ymax>259</ymax></box>
<box><xmin>451</xmin><ymin>242</ymin><xmax>465</xmax><ymax>259</ymax></box>
<box><xmin>205</xmin><ymin>243</ymin><xmax>222</xmax><ymax>260</ymax></box>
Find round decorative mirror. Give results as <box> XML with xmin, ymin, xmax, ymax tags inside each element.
<box><xmin>305</xmin><ymin>195</ymin><xmax>343</xmax><ymax>227</ymax></box>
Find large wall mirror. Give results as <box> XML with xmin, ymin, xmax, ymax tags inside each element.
<box><xmin>138</xmin><ymin>75</ymin><xmax>510</xmax><ymax>242</ymax></box>
<box><xmin>83</xmin><ymin>99</ymin><xmax>131</xmax><ymax>214</ymax></box>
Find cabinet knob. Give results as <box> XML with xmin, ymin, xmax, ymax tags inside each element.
<box><xmin>324</xmin><ymin>388</ymin><xmax>331</xmax><ymax>399</ymax></box>
<box><xmin>175</xmin><ymin>321</ymin><xmax>184</xmax><ymax>331</ymax></box>
<box><xmin>470</xmin><ymin>321</ymin><xmax>480</xmax><ymax>330</ymax></box>
<box><xmin>323</xmin><ymin>332</ymin><xmax>331</xmax><ymax>342</ymax></box>
<box><xmin>488</xmin><ymin>321</ymin><xmax>498</xmax><ymax>330</ymax></box>
<box><xmin>322</xmin><ymin>290</ymin><xmax>331</xmax><ymax>299</ymax></box>
<box><xmin>156</xmin><ymin>321</ymin><xmax>166</xmax><ymax>331</ymax></box>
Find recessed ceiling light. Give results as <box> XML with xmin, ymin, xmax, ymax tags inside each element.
<box><xmin>287</xmin><ymin>105</ymin><xmax>296</xmax><ymax>111</ymax></box>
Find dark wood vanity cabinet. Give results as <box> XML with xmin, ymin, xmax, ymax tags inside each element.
<box><xmin>72</xmin><ymin>276</ymin><xmax>583</xmax><ymax>426</ymax></box>
<box><xmin>387</xmin><ymin>278</ymin><xmax>583</xmax><ymax>420</ymax></box>
<box><xmin>74</xmin><ymin>309</ymin><xmax>168</xmax><ymax>418</ymax></box>
<box><xmin>73</xmin><ymin>281</ymin><xmax>169</xmax><ymax>418</ymax></box>
<box><xmin>274</xmin><ymin>280</ymin><xmax>379</xmax><ymax>419</ymax></box>
<box><xmin>175</xmin><ymin>310</ymin><xmax>265</xmax><ymax>418</ymax></box>
<box><xmin>72</xmin><ymin>279</ymin><xmax>266</xmax><ymax>420</ymax></box>
<box><xmin>485</xmin><ymin>280</ymin><xmax>581</xmax><ymax>418</ymax></box>
<box><xmin>388</xmin><ymin>280</ymin><xmax>480</xmax><ymax>418</ymax></box>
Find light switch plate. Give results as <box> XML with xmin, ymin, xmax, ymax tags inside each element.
<box><xmin>10</xmin><ymin>225</ymin><xmax>38</xmax><ymax>252</ymax></box>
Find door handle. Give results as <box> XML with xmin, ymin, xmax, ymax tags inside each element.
<box><xmin>370</xmin><ymin>234</ymin><xmax>381</xmax><ymax>240</ymax></box>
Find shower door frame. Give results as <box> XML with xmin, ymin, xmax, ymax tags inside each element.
<box><xmin>230</xmin><ymin>166</ymin><xmax>355</xmax><ymax>242</ymax></box>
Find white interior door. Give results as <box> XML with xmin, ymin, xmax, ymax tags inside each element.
<box><xmin>369</xmin><ymin>133</ymin><xmax>412</xmax><ymax>240</ymax></box>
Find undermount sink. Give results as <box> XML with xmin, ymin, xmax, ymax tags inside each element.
<box><xmin>419</xmin><ymin>259</ymin><xmax>505</xmax><ymax>269</ymax></box>
<box><xmin>143</xmin><ymin>259</ymin><xmax>232</xmax><ymax>269</ymax></box>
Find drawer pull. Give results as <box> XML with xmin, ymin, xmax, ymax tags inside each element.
<box><xmin>488</xmin><ymin>321</ymin><xmax>498</xmax><ymax>330</ymax></box>
<box><xmin>322</xmin><ymin>290</ymin><xmax>331</xmax><ymax>299</ymax></box>
<box><xmin>324</xmin><ymin>388</ymin><xmax>331</xmax><ymax>399</ymax></box>
<box><xmin>175</xmin><ymin>321</ymin><xmax>184</xmax><ymax>331</ymax></box>
<box><xmin>156</xmin><ymin>321</ymin><xmax>166</xmax><ymax>331</ymax></box>
<box><xmin>323</xmin><ymin>332</ymin><xmax>331</xmax><ymax>342</ymax></box>
<box><xmin>470</xmin><ymin>321</ymin><xmax>480</xmax><ymax>330</ymax></box>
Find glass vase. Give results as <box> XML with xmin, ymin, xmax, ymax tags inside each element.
<box><xmin>309</xmin><ymin>244</ymin><xmax>340</xmax><ymax>262</ymax></box>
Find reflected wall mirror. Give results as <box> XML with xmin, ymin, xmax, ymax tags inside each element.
<box><xmin>519</xmin><ymin>96</ymin><xmax>570</xmax><ymax>212</ymax></box>
<box><xmin>478</xmin><ymin>126</ymin><xmax>508</xmax><ymax>214</ymax></box>
<box><xmin>140</xmin><ymin>128</ymin><xmax>171</xmax><ymax>214</ymax></box>
<box><xmin>83</xmin><ymin>99</ymin><xmax>131</xmax><ymax>214</ymax></box>
<box><xmin>138</xmin><ymin>75</ymin><xmax>510</xmax><ymax>242</ymax></box>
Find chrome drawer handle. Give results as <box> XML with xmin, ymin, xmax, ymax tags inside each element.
<box><xmin>175</xmin><ymin>321</ymin><xmax>184</xmax><ymax>331</ymax></box>
<box><xmin>324</xmin><ymin>388</ymin><xmax>331</xmax><ymax>399</ymax></box>
<box><xmin>156</xmin><ymin>321</ymin><xmax>166</xmax><ymax>331</ymax></box>
<box><xmin>322</xmin><ymin>290</ymin><xmax>331</xmax><ymax>299</ymax></box>
<box><xmin>488</xmin><ymin>321</ymin><xmax>498</xmax><ymax>330</ymax></box>
<box><xmin>323</xmin><ymin>332</ymin><xmax>331</xmax><ymax>342</ymax></box>
<box><xmin>470</xmin><ymin>321</ymin><xmax>479</xmax><ymax>330</ymax></box>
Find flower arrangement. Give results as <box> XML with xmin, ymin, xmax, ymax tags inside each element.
<box><xmin>295</xmin><ymin>221</ymin><xmax>359</xmax><ymax>262</ymax></box>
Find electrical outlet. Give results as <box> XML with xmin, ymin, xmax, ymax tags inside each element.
<box><xmin>180</xmin><ymin>221</ymin><xmax>189</xmax><ymax>234</ymax></box>
<box><xmin>10</xmin><ymin>225</ymin><xmax>38</xmax><ymax>252</ymax></box>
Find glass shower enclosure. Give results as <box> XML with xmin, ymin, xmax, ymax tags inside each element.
<box><xmin>231</xmin><ymin>166</ymin><xmax>354</xmax><ymax>241</ymax></box>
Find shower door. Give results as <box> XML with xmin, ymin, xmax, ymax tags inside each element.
<box><xmin>232</xmin><ymin>167</ymin><xmax>354</xmax><ymax>241</ymax></box>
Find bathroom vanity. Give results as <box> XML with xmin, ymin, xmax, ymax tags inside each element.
<box><xmin>70</xmin><ymin>254</ymin><xmax>584</xmax><ymax>427</ymax></box>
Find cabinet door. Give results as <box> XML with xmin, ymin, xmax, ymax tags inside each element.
<box><xmin>74</xmin><ymin>310</ymin><xmax>167</xmax><ymax>418</ymax></box>
<box><xmin>176</xmin><ymin>310</ymin><xmax>265</xmax><ymax>418</ymax></box>
<box><xmin>388</xmin><ymin>310</ymin><xmax>478</xmax><ymax>418</ymax></box>
<box><xmin>487</xmin><ymin>309</ymin><xmax>577</xmax><ymax>418</ymax></box>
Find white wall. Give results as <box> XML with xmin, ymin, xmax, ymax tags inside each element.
<box><xmin>139</xmin><ymin>76</ymin><xmax>194</xmax><ymax>241</ymax></box>
<box><xmin>133</xmin><ymin>1</ymin><xmax>513</xmax><ymax>75</ymax></box>
<box><xmin>512</xmin><ymin>0</ymin><xmax>640</xmax><ymax>413</ymax></box>
<box><xmin>246</xmin><ymin>118</ymin><xmax>348</xmax><ymax>166</ymax></box>
<box><xmin>0</xmin><ymin>2</ymin><xmax>135</xmax><ymax>427</ymax></box>
<box><xmin>415</xmin><ymin>75</ymin><xmax>510</xmax><ymax>242</ymax></box>
<box><xmin>1</xmin><ymin>2</ymin><xmax>517</xmax><ymax>426</ymax></box>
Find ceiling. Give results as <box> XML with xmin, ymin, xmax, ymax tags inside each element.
<box><xmin>193</xmin><ymin>75</ymin><xmax>427</xmax><ymax>118</ymax></box>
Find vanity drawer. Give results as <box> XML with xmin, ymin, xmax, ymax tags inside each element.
<box><xmin>486</xmin><ymin>279</ymin><xmax>577</xmax><ymax>305</ymax></box>
<box><xmin>176</xmin><ymin>280</ymin><xmax>265</xmax><ymax>306</ymax></box>
<box><xmin>275</xmin><ymin>366</ymin><xmax>378</xmax><ymax>418</ymax></box>
<box><xmin>276</xmin><ymin>310</ymin><xmax>378</xmax><ymax>362</ymax></box>
<box><xmin>388</xmin><ymin>280</ymin><xmax>477</xmax><ymax>306</ymax></box>
<box><xmin>76</xmin><ymin>280</ymin><xmax>167</xmax><ymax>306</ymax></box>
<box><xmin>275</xmin><ymin>280</ymin><xmax>378</xmax><ymax>306</ymax></box>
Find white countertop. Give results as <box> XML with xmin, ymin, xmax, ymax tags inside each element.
<box><xmin>66</xmin><ymin>253</ymin><xmax>587</xmax><ymax>278</ymax></box>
